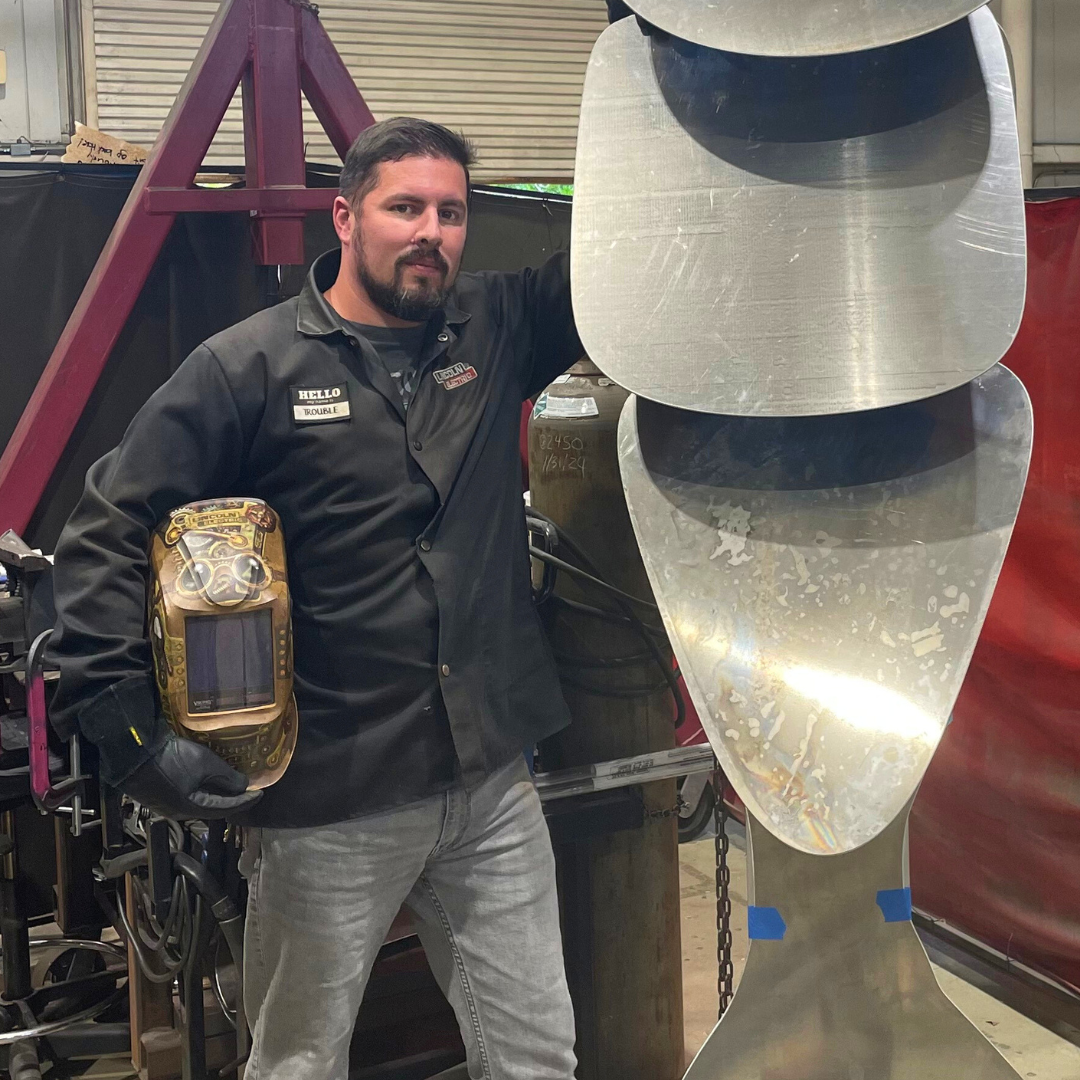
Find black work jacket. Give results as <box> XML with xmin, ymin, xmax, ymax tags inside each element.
<box><xmin>49</xmin><ymin>248</ymin><xmax>580</xmax><ymax>827</ymax></box>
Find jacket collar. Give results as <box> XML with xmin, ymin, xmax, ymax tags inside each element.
<box><xmin>296</xmin><ymin>248</ymin><xmax>472</xmax><ymax>337</ymax></box>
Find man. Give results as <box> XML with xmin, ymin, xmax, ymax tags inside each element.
<box><xmin>49</xmin><ymin>117</ymin><xmax>581</xmax><ymax>1079</ymax></box>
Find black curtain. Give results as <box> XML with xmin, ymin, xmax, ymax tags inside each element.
<box><xmin>0</xmin><ymin>163</ymin><xmax>572</xmax><ymax>550</ymax></box>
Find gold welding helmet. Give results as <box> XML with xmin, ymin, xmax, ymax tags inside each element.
<box><xmin>148</xmin><ymin>499</ymin><xmax>297</xmax><ymax>789</ymax></box>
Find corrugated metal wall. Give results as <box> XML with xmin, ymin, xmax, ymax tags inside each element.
<box><xmin>1033</xmin><ymin>0</ymin><xmax>1080</xmax><ymax>185</ymax></box>
<box><xmin>87</xmin><ymin>0</ymin><xmax>607</xmax><ymax>179</ymax></box>
<box><xmin>1035</xmin><ymin>0</ymin><xmax>1080</xmax><ymax>144</ymax></box>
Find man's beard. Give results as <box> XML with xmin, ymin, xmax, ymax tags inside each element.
<box><xmin>355</xmin><ymin>245</ymin><xmax>452</xmax><ymax>323</ymax></box>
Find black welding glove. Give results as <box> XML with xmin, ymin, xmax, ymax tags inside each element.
<box><xmin>79</xmin><ymin>675</ymin><xmax>261</xmax><ymax>820</ymax></box>
<box><xmin>121</xmin><ymin>738</ymin><xmax>262</xmax><ymax>821</ymax></box>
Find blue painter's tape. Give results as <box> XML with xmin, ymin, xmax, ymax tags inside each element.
<box><xmin>748</xmin><ymin>906</ymin><xmax>787</xmax><ymax>940</ymax></box>
<box><xmin>876</xmin><ymin>887</ymin><xmax>913</xmax><ymax>923</ymax></box>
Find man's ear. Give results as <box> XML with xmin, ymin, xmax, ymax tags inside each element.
<box><xmin>332</xmin><ymin>195</ymin><xmax>356</xmax><ymax>245</ymax></box>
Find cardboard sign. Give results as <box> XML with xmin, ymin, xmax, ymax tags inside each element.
<box><xmin>62</xmin><ymin>123</ymin><xmax>148</xmax><ymax>166</ymax></box>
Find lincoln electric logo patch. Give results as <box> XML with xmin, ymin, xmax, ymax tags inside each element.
<box><xmin>291</xmin><ymin>384</ymin><xmax>351</xmax><ymax>424</ymax></box>
<box><xmin>433</xmin><ymin>362</ymin><xmax>478</xmax><ymax>391</ymax></box>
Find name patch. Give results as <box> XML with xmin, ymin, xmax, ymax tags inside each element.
<box><xmin>433</xmin><ymin>362</ymin><xmax>478</xmax><ymax>391</ymax></box>
<box><xmin>291</xmin><ymin>384</ymin><xmax>351</xmax><ymax>424</ymax></box>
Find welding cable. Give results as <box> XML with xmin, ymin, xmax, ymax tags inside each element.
<box><xmin>116</xmin><ymin>875</ymin><xmax>192</xmax><ymax>984</ymax></box>
<box><xmin>135</xmin><ymin>875</ymin><xmax>192</xmax><ymax>967</ymax></box>
<box><xmin>552</xmin><ymin>649</ymin><xmax>654</xmax><ymax>668</ymax></box>
<box><xmin>529</xmin><ymin>549</ymin><xmax>659</xmax><ymax>613</ymax></box>
<box><xmin>97</xmin><ymin>848</ymin><xmax>149</xmax><ymax>879</ymax></box>
<box><xmin>171</xmin><ymin>852</ymin><xmax>248</xmax><ymax>1060</ymax></box>
<box><xmin>525</xmin><ymin>509</ymin><xmax>684</xmax><ymax>727</ymax></box>
<box><xmin>172</xmin><ymin>852</ymin><xmax>245</xmax><ymax>986</ymax></box>
<box><xmin>133</xmin><ymin>875</ymin><xmax>185</xmax><ymax>953</ymax></box>
<box><xmin>549</xmin><ymin>595</ymin><xmax>667</xmax><ymax>638</ymax></box>
<box><xmin>527</xmin><ymin>508</ymin><xmax>684</xmax><ymax>722</ymax></box>
<box><xmin>530</xmin><ymin>562</ymin><xmax>683</xmax><ymax>724</ymax></box>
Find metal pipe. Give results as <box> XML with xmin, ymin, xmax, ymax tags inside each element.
<box><xmin>69</xmin><ymin>737</ymin><xmax>82</xmax><ymax>837</ymax></box>
<box><xmin>6</xmin><ymin>1039</ymin><xmax>42</xmax><ymax>1080</ymax></box>
<box><xmin>0</xmin><ymin>881</ymin><xmax>31</xmax><ymax>1002</ymax></box>
<box><xmin>534</xmin><ymin>745</ymin><xmax>715</xmax><ymax>802</ymax></box>
<box><xmin>1000</xmin><ymin>0</ymin><xmax>1034</xmax><ymax>187</ymax></box>
<box><xmin>0</xmin><ymin>941</ymin><xmax>125</xmax><ymax>1044</ymax></box>
<box><xmin>0</xmin><ymin>813</ymin><xmax>31</xmax><ymax>1004</ymax></box>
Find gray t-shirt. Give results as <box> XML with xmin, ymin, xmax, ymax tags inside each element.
<box><xmin>348</xmin><ymin>320</ymin><xmax>429</xmax><ymax>410</ymax></box>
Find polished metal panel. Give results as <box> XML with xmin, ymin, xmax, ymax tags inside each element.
<box><xmin>618</xmin><ymin>365</ymin><xmax>1032</xmax><ymax>854</ymax></box>
<box><xmin>572</xmin><ymin>11</ymin><xmax>1026</xmax><ymax>416</ymax></box>
<box><xmin>683</xmin><ymin>806</ymin><xmax>1022</xmax><ymax>1080</ymax></box>
<box><xmin>622</xmin><ymin>0</ymin><xmax>988</xmax><ymax>58</ymax></box>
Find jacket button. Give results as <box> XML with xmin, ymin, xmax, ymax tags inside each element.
<box><xmin>441</xmin><ymin>664</ymin><xmax>451</xmax><ymax>677</ymax></box>
<box><xmin>413</xmin><ymin>440</ymin><xmax>423</xmax><ymax>451</ymax></box>
<box><xmin>438</xmin><ymin>332</ymin><xmax>449</xmax><ymax>342</ymax></box>
<box><xmin>419</xmin><ymin>539</ymin><xmax>432</xmax><ymax>552</ymax></box>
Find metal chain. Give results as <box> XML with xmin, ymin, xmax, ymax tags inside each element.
<box><xmin>713</xmin><ymin>758</ymin><xmax>734</xmax><ymax>1017</ymax></box>
<box><xmin>636</xmin><ymin>789</ymin><xmax>686</xmax><ymax>822</ymax></box>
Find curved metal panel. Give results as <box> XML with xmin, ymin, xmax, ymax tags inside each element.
<box><xmin>622</xmin><ymin>0</ymin><xmax>988</xmax><ymax>58</ymax></box>
<box><xmin>572</xmin><ymin>11</ymin><xmax>1026</xmax><ymax>416</ymax></box>
<box><xmin>618</xmin><ymin>365</ymin><xmax>1032</xmax><ymax>854</ymax></box>
<box><xmin>683</xmin><ymin>806</ymin><xmax>1022</xmax><ymax>1080</ymax></box>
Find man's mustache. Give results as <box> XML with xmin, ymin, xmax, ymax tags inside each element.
<box><xmin>398</xmin><ymin>248</ymin><xmax>449</xmax><ymax>275</ymax></box>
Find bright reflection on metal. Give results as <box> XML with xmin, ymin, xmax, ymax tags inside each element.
<box><xmin>572</xmin><ymin>10</ymin><xmax>1026</xmax><ymax>416</ymax></box>
<box><xmin>622</xmin><ymin>0</ymin><xmax>988</xmax><ymax>57</ymax></box>
<box><xmin>618</xmin><ymin>366</ymin><xmax>1032</xmax><ymax>854</ymax></box>
<box><xmin>781</xmin><ymin>667</ymin><xmax>939</xmax><ymax>745</ymax></box>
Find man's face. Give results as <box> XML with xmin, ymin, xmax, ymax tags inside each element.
<box><xmin>344</xmin><ymin>155</ymin><xmax>469</xmax><ymax>323</ymax></box>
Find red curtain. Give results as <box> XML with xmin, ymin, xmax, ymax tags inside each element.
<box><xmin>911</xmin><ymin>196</ymin><xmax>1080</xmax><ymax>992</ymax></box>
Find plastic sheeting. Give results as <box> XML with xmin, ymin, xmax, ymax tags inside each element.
<box><xmin>911</xmin><ymin>195</ymin><xmax>1080</xmax><ymax>993</ymax></box>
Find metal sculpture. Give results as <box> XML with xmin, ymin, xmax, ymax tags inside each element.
<box><xmin>572</xmin><ymin>11</ymin><xmax>1025</xmax><ymax>416</ymax></box>
<box><xmin>619</xmin><ymin>367</ymin><xmax>1032</xmax><ymax>855</ymax></box>
<box><xmin>620</xmin><ymin>368</ymin><xmax>1031</xmax><ymax>1077</ymax></box>
<box><xmin>575</xmin><ymin>3</ymin><xmax>1034</xmax><ymax>1076</ymax></box>
<box><xmin>622</xmin><ymin>0</ymin><xmax>989</xmax><ymax>57</ymax></box>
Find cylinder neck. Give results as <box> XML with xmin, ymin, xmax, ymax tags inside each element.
<box><xmin>568</xmin><ymin>357</ymin><xmax>601</xmax><ymax>377</ymax></box>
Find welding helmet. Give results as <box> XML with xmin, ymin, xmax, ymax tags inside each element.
<box><xmin>148</xmin><ymin>499</ymin><xmax>297</xmax><ymax>789</ymax></box>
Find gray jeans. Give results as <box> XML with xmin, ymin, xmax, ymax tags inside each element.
<box><xmin>241</xmin><ymin>758</ymin><xmax>577</xmax><ymax>1080</ymax></box>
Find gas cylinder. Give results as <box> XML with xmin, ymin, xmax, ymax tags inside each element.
<box><xmin>529</xmin><ymin>358</ymin><xmax>684</xmax><ymax>1080</ymax></box>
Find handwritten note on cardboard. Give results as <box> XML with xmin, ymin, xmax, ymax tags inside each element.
<box><xmin>62</xmin><ymin>123</ymin><xmax>148</xmax><ymax>166</ymax></box>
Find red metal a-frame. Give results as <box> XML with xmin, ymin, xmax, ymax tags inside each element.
<box><xmin>0</xmin><ymin>0</ymin><xmax>374</xmax><ymax>535</ymax></box>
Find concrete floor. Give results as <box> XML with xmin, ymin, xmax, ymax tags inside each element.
<box><xmin>73</xmin><ymin>830</ymin><xmax>1080</xmax><ymax>1079</ymax></box>
<box><xmin>679</xmin><ymin>828</ymin><xmax>1080</xmax><ymax>1078</ymax></box>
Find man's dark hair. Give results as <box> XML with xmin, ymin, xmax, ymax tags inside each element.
<box><xmin>339</xmin><ymin>117</ymin><xmax>478</xmax><ymax>207</ymax></box>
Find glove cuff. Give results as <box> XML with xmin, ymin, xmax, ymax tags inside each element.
<box><xmin>79</xmin><ymin>675</ymin><xmax>170</xmax><ymax>786</ymax></box>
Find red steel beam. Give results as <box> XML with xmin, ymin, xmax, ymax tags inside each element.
<box><xmin>243</xmin><ymin>0</ymin><xmax>307</xmax><ymax>264</ymax></box>
<box><xmin>0</xmin><ymin>0</ymin><xmax>374</xmax><ymax>535</ymax></box>
<box><xmin>0</xmin><ymin>0</ymin><xmax>251</xmax><ymax>536</ymax></box>
<box><xmin>300</xmin><ymin>5</ymin><xmax>376</xmax><ymax>159</ymax></box>
<box><xmin>144</xmin><ymin>187</ymin><xmax>337</xmax><ymax>214</ymax></box>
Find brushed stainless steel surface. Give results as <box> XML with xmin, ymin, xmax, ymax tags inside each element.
<box><xmin>618</xmin><ymin>365</ymin><xmax>1032</xmax><ymax>854</ymax></box>
<box><xmin>572</xmin><ymin>11</ymin><xmax>1026</xmax><ymax>416</ymax></box>
<box><xmin>683</xmin><ymin>806</ymin><xmax>1022</xmax><ymax>1080</ymax></box>
<box><xmin>622</xmin><ymin>0</ymin><xmax>989</xmax><ymax>58</ymax></box>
